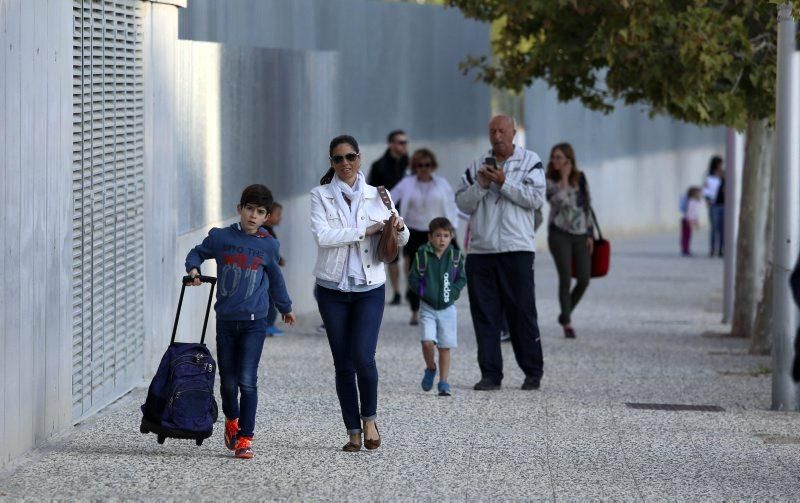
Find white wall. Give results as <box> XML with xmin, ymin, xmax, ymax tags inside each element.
<box><xmin>142</xmin><ymin>1</ymin><xmax>182</xmax><ymax>375</ymax></box>
<box><xmin>0</xmin><ymin>0</ymin><xmax>74</xmax><ymax>469</ymax></box>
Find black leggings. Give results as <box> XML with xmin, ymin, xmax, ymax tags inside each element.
<box><xmin>547</xmin><ymin>226</ymin><xmax>590</xmax><ymax>325</ymax></box>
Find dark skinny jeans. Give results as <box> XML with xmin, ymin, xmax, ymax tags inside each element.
<box><xmin>316</xmin><ymin>284</ymin><xmax>385</xmax><ymax>434</ymax></box>
<box><xmin>216</xmin><ymin>318</ymin><xmax>268</xmax><ymax>438</ymax></box>
<box><xmin>547</xmin><ymin>226</ymin><xmax>591</xmax><ymax>325</ymax></box>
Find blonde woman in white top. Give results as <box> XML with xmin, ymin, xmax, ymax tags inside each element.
<box><xmin>391</xmin><ymin>148</ymin><xmax>459</xmax><ymax>325</ymax></box>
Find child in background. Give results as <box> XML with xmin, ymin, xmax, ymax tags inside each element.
<box><xmin>185</xmin><ymin>184</ymin><xmax>296</xmax><ymax>459</ymax></box>
<box><xmin>408</xmin><ymin>217</ymin><xmax>466</xmax><ymax>396</ymax></box>
<box><xmin>265</xmin><ymin>202</ymin><xmax>286</xmax><ymax>336</ymax></box>
<box><xmin>681</xmin><ymin>186</ymin><xmax>702</xmax><ymax>256</ymax></box>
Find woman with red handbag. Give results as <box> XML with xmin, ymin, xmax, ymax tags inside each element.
<box><xmin>545</xmin><ymin>143</ymin><xmax>593</xmax><ymax>339</ymax></box>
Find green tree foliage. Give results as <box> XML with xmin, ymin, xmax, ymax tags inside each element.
<box><xmin>448</xmin><ymin>0</ymin><xmax>800</xmax><ymax>129</ymax></box>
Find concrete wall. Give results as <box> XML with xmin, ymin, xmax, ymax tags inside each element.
<box><xmin>178</xmin><ymin>0</ymin><xmax>491</xmax><ymax>145</ymax></box>
<box><xmin>525</xmin><ymin>82</ymin><xmax>726</xmax><ymax>237</ymax></box>
<box><xmin>0</xmin><ymin>0</ymin><xmax>74</xmax><ymax>468</ymax></box>
<box><xmin>142</xmin><ymin>2</ymin><xmax>183</xmax><ymax>379</ymax></box>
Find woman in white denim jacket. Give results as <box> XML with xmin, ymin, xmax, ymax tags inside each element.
<box><xmin>310</xmin><ymin>134</ymin><xmax>409</xmax><ymax>453</ymax></box>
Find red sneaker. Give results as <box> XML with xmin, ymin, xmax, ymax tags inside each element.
<box><xmin>224</xmin><ymin>418</ymin><xmax>239</xmax><ymax>450</ymax></box>
<box><xmin>235</xmin><ymin>436</ymin><xmax>254</xmax><ymax>459</ymax></box>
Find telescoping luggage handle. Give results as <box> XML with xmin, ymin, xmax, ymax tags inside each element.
<box><xmin>171</xmin><ymin>275</ymin><xmax>217</xmax><ymax>345</ymax></box>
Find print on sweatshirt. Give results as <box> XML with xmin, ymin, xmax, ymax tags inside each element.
<box><xmin>185</xmin><ymin>223</ymin><xmax>292</xmax><ymax>321</ymax></box>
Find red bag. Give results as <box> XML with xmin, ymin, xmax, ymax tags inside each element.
<box><xmin>588</xmin><ymin>237</ymin><xmax>610</xmax><ymax>277</ymax></box>
<box><xmin>572</xmin><ymin>207</ymin><xmax>610</xmax><ymax>278</ymax></box>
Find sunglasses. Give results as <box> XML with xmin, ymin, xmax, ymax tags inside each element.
<box><xmin>330</xmin><ymin>152</ymin><xmax>360</xmax><ymax>164</ymax></box>
<box><xmin>393</xmin><ymin>140</ymin><xmax>408</xmax><ymax>145</ymax></box>
<box><xmin>414</xmin><ymin>162</ymin><xmax>433</xmax><ymax>169</ymax></box>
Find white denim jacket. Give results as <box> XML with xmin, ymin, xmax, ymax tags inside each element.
<box><xmin>310</xmin><ymin>183</ymin><xmax>410</xmax><ymax>287</ymax></box>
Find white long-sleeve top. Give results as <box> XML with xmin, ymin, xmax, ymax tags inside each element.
<box><xmin>703</xmin><ymin>175</ymin><xmax>722</xmax><ymax>203</ymax></box>
<box><xmin>390</xmin><ymin>174</ymin><xmax>459</xmax><ymax>232</ymax></box>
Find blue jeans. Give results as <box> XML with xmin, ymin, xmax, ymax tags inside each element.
<box><xmin>215</xmin><ymin>318</ymin><xmax>268</xmax><ymax>438</ymax></box>
<box><xmin>709</xmin><ymin>204</ymin><xmax>724</xmax><ymax>255</ymax></box>
<box><xmin>316</xmin><ymin>284</ymin><xmax>385</xmax><ymax>434</ymax></box>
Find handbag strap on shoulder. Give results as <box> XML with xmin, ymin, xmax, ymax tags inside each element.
<box><xmin>377</xmin><ymin>186</ymin><xmax>393</xmax><ymax>212</ymax></box>
<box><xmin>590</xmin><ymin>206</ymin><xmax>603</xmax><ymax>241</ymax></box>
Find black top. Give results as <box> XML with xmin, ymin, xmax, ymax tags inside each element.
<box><xmin>367</xmin><ymin>149</ymin><xmax>408</xmax><ymax>190</ymax></box>
<box><xmin>714</xmin><ymin>179</ymin><xmax>725</xmax><ymax>205</ymax></box>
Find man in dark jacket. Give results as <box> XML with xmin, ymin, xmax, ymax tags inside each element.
<box><xmin>368</xmin><ymin>130</ymin><xmax>409</xmax><ymax>190</ymax></box>
<box><xmin>368</xmin><ymin>129</ymin><xmax>409</xmax><ymax>304</ymax></box>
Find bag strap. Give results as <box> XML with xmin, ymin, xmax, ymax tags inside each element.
<box><xmin>589</xmin><ymin>206</ymin><xmax>603</xmax><ymax>241</ymax></box>
<box><xmin>450</xmin><ymin>247</ymin><xmax>461</xmax><ymax>280</ymax></box>
<box><xmin>579</xmin><ymin>173</ymin><xmax>603</xmax><ymax>241</ymax></box>
<box><xmin>416</xmin><ymin>248</ymin><xmax>428</xmax><ymax>297</ymax></box>
<box><xmin>377</xmin><ymin>186</ymin><xmax>393</xmax><ymax>212</ymax></box>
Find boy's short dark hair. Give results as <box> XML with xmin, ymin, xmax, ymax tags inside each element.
<box><xmin>240</xmin><ymin>184</ymin><xmax>273</xmax><ymax>210</ymax></box>
<box><xmin>428</xmin><ymin>217</ymin><xmax>454</xmax><ymax>234</ymax></box>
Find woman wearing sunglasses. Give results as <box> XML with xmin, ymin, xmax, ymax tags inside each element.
<box><xmin>390</xmin><ymin>148</ymin><xmax>459</xmax><ymax>325</ymax></box>
<box><xmin>310</xmin><ymin>135</ymin><xmax>409</xmax><ymax>452</ymax></box>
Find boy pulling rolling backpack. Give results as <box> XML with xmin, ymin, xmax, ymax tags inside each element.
<box><xmin>140</xmin><ymin>275</ymin><xmax>219</xmax><ymax>445</ymax></box>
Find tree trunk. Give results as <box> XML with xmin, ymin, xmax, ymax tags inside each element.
<box><xmin>750</xmin><ymin>161</ymin><xmax>776</xmax><ymax>354</ymax></box>
<box><xmin>730</xmin><ymin>117</ymin><xmax>775</xmax><ymax>338</ymax></box>
<box><xmin>751</xmin><ymin>263</ymin><xmax>774</xmax><ymax>354</ymax></box>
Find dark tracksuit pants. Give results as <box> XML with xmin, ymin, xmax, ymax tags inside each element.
<box><xmin>466</xmin><ymin>252</ymin><xmax>543</xmax><ymax>384</ymax></box>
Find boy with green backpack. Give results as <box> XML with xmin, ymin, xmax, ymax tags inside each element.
<box><xmin>408</xmin><ymin>217</ymin><xmax>467</xmax><ymax>396</ymax></box>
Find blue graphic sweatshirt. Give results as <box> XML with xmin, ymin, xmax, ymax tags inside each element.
<box><xmin>185</xmin><ymin>223</ymin><xmax>292</xmax><ymax>321</ymax></box>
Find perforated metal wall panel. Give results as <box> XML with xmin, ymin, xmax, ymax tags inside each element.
<box><xmin>72</xmin><ymin>0</ymin><xmax>145</xmax><ymax>419</ymax></box>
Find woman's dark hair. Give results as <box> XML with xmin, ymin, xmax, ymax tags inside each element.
<box><xmin>708</xmin><ymin>155</ymin><xmax>723</xmax><ymax>175</ymax></box>
<box><xmin>546</xmin><ymin>143</ymin><xmax>580</xmax><ymax>187</ymax></box>
<box><xmin>410</xmin><ymin>148</ymin><xmax>438</xmax><ymax>172</ymax></box>
<box><xmin>321</xmin><ymin>135</ymin><xmax>360</xmax><ymax>185</ymax></box>
<box><xmin>240</xmin><ymin>184</ymin><xmax>274</xmax><ymax>210</ymax></box>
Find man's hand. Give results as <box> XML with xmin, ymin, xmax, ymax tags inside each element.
<box><xmin>587</xmin><ymin>237</ymin><xmax>594</xmax><ymax>254</ymax></box>
<box><xmin>187</xmin><ymin>268</ymin><xmax>201</xmax><ymax>286</ymax></box>
<box><xmin>484</xmin><ymin>167</ymin><xmax>506</xmax><ymax>187</ymax></box>
<box><xmin>476</xmin><ymin>166</ymin><xmax>492</xmax><ymax>189</ymax></box>
<box><xmin>282</xmin><ymin>312</ymin><xmax>297</xmax><ymax>326</ymax></box>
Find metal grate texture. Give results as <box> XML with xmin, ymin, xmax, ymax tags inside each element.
<box><xmin>72</xmin><ymin>0</ymin><xmax>145</xmax><ymax>419</ymax></box>
<box><xmin>625</xmin><ymin>403</ymin><xmax>725</xmax><ymax>412</ymax></box>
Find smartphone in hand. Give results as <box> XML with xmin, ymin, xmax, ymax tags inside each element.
<box><xmin>484</xmin><ymin>157</ymin><xmax>497</xmax><ymax>169</ymax></box>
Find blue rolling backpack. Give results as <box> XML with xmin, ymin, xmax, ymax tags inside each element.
<box><xmin>140</xmin><ymin>275</ymin><xmax>219</xmax><ymax>446</ymax></box>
